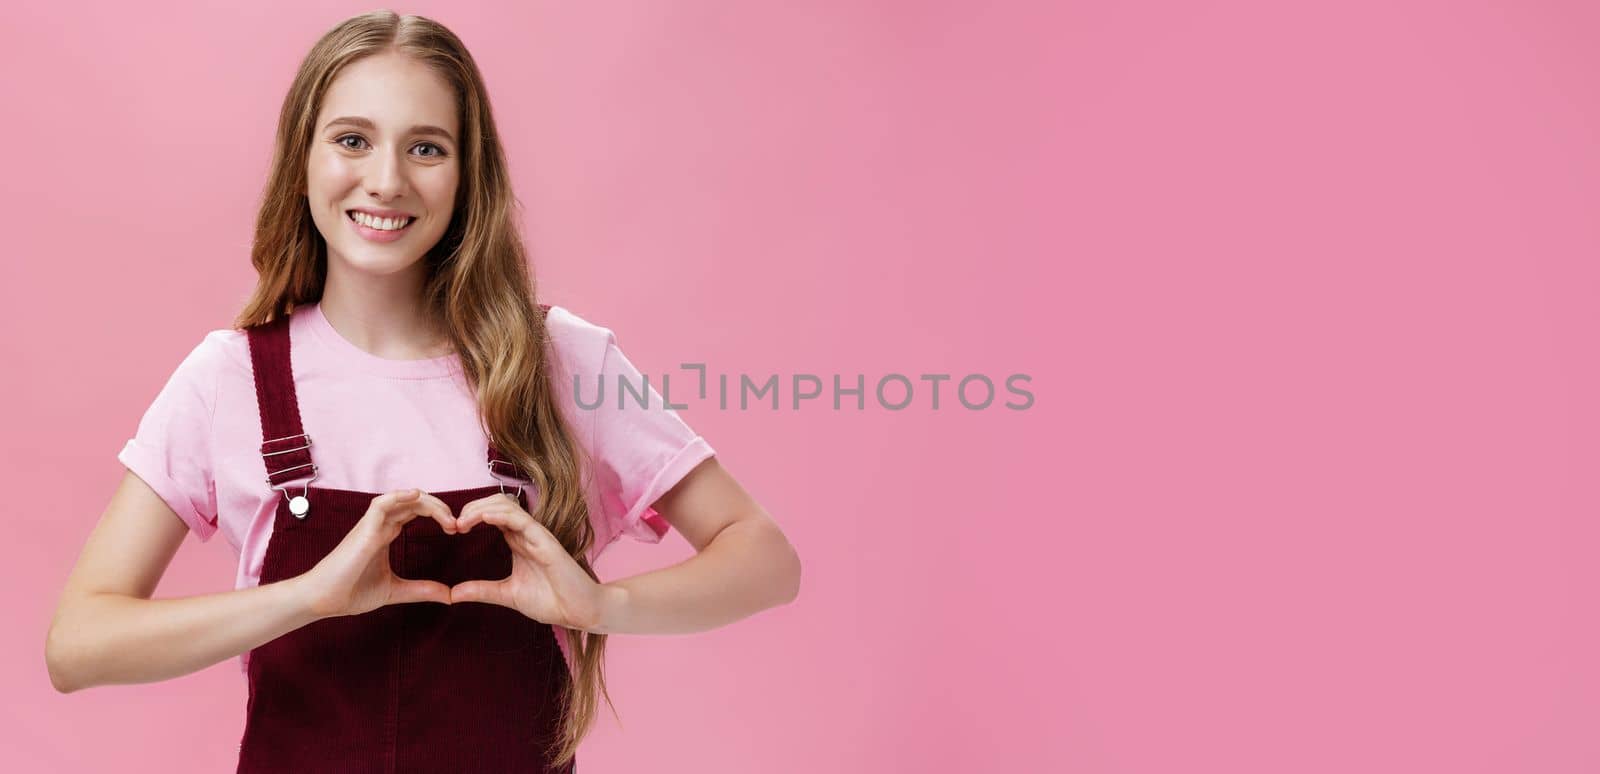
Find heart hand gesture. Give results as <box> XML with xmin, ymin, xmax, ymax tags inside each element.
<box><xmin>449</xmin><ymin>493</ymin><xmax>614</xmax><ymax>632</ymax></box>
<box><xmin>300</xmin><ymin>488</ymin><xmax>460</xmax><ymax>619</ymax></box>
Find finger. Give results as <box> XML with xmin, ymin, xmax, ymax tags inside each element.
<box><xmin>457</xmin><ymin>505</ymin><xmax>535</xmax><ymax>536</ymax></box>
<box><xmin>389</xmin><ymin>578</ymin><xmax>452</xmax><ymax>606</ymax></box>
<box><xmin>457</xmin><ymin>499</ymin><xmax>523</xmax><ymax>531</ymax></box>
<box><xmin>456</xmin><ymin>493</ymin><xmax>522</xmax><ymax>529</ymax></box>
<box><xmin>380</xmin><ymin>488</ymin><xmax>421</xmax><ymax>506</ymax></box>
<box><xmin>360</xmin><ymin>489</ymin><xmax>420</xmax><ymax>537</ymax></box>
<box><xmin>377</xmin><ymin>490</ymin><xmax>459</xmax><ymax>534</ymax></box>
<box><xmin>475</xmin><ymin>492</ymin><xmax>520</xmax><ymax>507</ymax></box>
<box><xmin>475</xmin><ymin>509</ymin><xmax>564</xmax><ymax>565</ymax></box>
<box><xmin>412</xmin><ymin>491</ymin><xmax>461</xmax><ymax>534</ymax></box>
<box><xmin>450</xmin><ymin>579</ymin><xmax>512</xmax><ymax>607</ymax></box>
<box><xmin>369</xmin><ymin>488</ymin><xmax>420</xmax><ymax>520</ymax></box>
<box><xmin>455</xmin><ymin>498</ymin><xmax>483</xmax><ymax>529</ymax></box>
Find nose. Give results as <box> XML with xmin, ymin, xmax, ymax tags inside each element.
<box><xmin>364</xmin><ymin>146</ymin><xmax>408</xmax><ymax>202</ymax></box>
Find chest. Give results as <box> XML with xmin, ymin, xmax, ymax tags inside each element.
<box><xmin>211</xmin><ymin>365</ymin><xmax>503</xmax><ymax>534</ymax></box>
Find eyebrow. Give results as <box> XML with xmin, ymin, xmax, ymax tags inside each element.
<box><xmin>323</xmin><ymin>116</ymin><xmax>455</xmax><ymax>143</ymax></box>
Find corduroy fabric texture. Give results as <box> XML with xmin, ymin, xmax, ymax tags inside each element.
<box><xmin>235</xmin><ymin>308</ymin><xmax>574</xmax><ymax>774</ymax></box>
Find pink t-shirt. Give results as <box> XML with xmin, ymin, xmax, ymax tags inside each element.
<box><xmin>117</xmin><ymin>301</ymin><xmax>715</xmax><ymax>672</ymax></box>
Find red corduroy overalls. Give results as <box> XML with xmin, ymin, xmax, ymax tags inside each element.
<box><xmin>235</xmin><ymin>306</ymin><xmax>575</xmax><ymax>774</ymax></box>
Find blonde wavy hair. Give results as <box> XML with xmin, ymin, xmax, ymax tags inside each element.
<box><xmin>233</xmin><ymin>9</ymin><xmax>610</xmax><ymax>767</ymax></box>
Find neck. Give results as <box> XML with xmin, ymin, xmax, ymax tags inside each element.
<box><xmin>318</xmin><ymin>258</ymin><xmax>452</xmax><ymax>360</ymax></box>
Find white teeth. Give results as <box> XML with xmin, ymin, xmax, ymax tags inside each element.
<box><xmin>349</xmin><ymin>211</ymin><xmax>412</xmax><ymax>231</ymax></box>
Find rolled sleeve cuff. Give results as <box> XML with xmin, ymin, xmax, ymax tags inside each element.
<box><xmin>117</xmin><ymin>439</ymin><xmax>218</xmax><ymax>542</ymax></box>
<box><xmin>617</xmin><ymin>436</ymin><xmax>716</xmax><ymax>543</ymax></box>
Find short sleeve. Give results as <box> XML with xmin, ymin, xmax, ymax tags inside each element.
<box><xmin>585</xmin><ymin>326</ymin><xmax>715</xmax><ymax>546</ymax></box>
<box><xmin>116</xmin><ymin>332</ymin><xmax>225</xmax><ymax>541</ymax></box>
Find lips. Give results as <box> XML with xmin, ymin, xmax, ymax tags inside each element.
<box><xmin>345</xmin><ymin>209</ymin><xmax>415</xmax><ymax>243</ymax></box>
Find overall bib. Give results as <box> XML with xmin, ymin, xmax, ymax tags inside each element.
<box><xmin>235</xmin><ymin>307</ymin><xmax>575</xmax><ymax>774</ymax></box>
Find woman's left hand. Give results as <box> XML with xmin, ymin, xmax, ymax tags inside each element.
<box><xmin>449</xmin><ymin>493</ymin><xmax>617</xmax><ymax>632</ymax></box>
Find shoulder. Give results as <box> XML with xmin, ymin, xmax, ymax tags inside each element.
<box><xmin>542</xmin><ymin>304</ymin><xmax>617</xmax><ymax>375</ymax></box>
<box><xmin>131</xmin><ymin>326</ymin><xmax>252</xmax><ymax>432</ymax></box>
<box><xmin>160</xmin><ymin>327</ymin><xmax>251</xmax><ymax>394</ymax></box>
<box><xmin>543</xmin><ymin>304</ymin><xmax>614</xmax><ymax>347</ymax></box>
<box><xmin>190</xmin><ymin>327</ymin><xmax>253</xmax><ymax>379</ymax></box>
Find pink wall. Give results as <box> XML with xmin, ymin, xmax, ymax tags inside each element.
<box><xmin>6</xmin><ymin>1</ymin><xmax>1600</xmax><ymax>771</ymax></box>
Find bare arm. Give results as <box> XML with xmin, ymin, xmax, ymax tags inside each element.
<box><xmin>593</xmin><ymin>457</ymin><xmax>802</xmax><ymax>635</ymax></box>
<box><xmin>44</xmin><ymin>470</ymin><xmax>321</xmax><ymax>693</ymax></box>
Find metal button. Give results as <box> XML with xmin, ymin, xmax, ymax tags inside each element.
<box><xmin>289</xmin><ymin>495</ymin><xmax>310</xmax><ymax>518</ymax></box>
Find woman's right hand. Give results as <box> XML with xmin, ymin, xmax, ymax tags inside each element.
<box><xmin>298</xmin><ymin>488</ymin><xmax>460</xmax><ymax>619</ymax></box>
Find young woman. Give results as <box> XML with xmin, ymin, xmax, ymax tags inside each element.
<box><xmin>45</xmin><ymin>10</ymin><xmax>801</xmax><ymax>773</ymax></box>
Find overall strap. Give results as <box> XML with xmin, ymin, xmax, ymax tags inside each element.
<box><xmin>246</xmin><ymin>314</ymin><xmax>316</xmax><ymax>488</ymax></box>
<box><xmin>245</xmin><ymin>303</ymin><xmax>554</xmax><ymax>487</ymax></box>
<box><xmin>486</xmin><ymin>442</ymin><xmax>530</xmax><ymax>483</ymax></box>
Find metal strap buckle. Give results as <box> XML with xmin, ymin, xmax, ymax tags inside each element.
<box><xmin>262</xmin><ymin>432</ymin><xmax>317</xmax><ymax>487</ymax></box>
<box><xmin>487</xmin><ymin>459</ymin><xmax>527</xmax><ymax>496</ymax></box>
<box><xmin>261</xmin><ymin>432</ymin><xmax>313</xmax><ymax>457</ymax></box>
<box><xmin>262</xmin><ymin>434</ymin><xmax>317</xmax><ymax>517</ymax></box>
<box><xmin>266</xmin><ymin>464</ymin><xmax>319</xmax><ymax>518</ymax></box>
<box><xmin>265</xmin><ymin>462</ymin><xmax>318</xmax><ymax>486</ymax></box>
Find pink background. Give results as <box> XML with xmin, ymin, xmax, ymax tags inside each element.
<box><xmin>5</xmin><ymin>1</ymin><xmax>1600</xmax><ymax>771</ymax></box>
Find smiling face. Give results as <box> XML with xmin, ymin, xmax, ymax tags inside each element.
<box><xmin>306</xmin><ymin>51</ymin><xmax>461</xmax><ymax>279</ymax></box>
